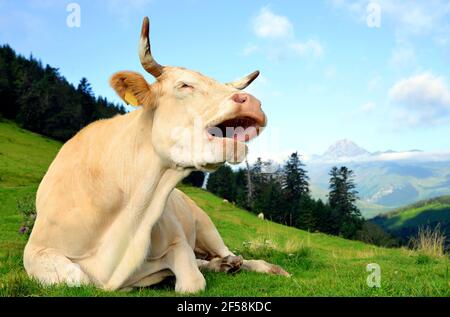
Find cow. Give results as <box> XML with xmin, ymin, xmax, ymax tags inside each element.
<box><xmin>23</xmin><ymin>17</ymin><xmax>289</xmax><ymax>293</ymax></box>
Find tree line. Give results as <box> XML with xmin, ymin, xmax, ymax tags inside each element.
<box><xmin>206</xmin><ymin>153</ymin><xmax>395</xmax><ymax>244</ymax></box>
<box><xmin>0</xmin><ymin>45</ymin><xmax>125</xmax><ymax>141</ymax></box>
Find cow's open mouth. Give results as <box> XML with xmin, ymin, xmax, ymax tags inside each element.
<box><xmin>206</xmin><ymin>116</ymin><xmax>263</xmax><ymax>142</ymax></box>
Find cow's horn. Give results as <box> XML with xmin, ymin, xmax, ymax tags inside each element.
<box><xmin>226</xmin><ymin>70</ymin><xmax>260</xmax><ymax>90</ymax></box>
<box><xmin>139</xmin><ymin>17</ymin><xmax>164</xmax><ymax>78</ymax></box>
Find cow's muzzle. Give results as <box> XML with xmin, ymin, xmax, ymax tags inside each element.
<box><xmin>206</xmin><ymin>93</ymin><xmax>266</xmax><ymax>143</ymax></box>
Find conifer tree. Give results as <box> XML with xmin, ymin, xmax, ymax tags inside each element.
<box><xmin>328</xmin><ymin>166</ymin><xmax>363</xmax><ymax>238</ymax></box>
<box><xmin>282</xmin><ymin>152</ymin><xmax>310</xmax><ymax>226</ymax></box>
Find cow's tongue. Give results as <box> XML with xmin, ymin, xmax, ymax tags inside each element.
<box><xmin>207</xmin><ymin>117</ymin><xmax>259</xmax><ymax>142</ymax></box>
<box><xmin>232</xmin><ymin>127</ymin><xmax>259</xmax><ymax>142</ymax></box>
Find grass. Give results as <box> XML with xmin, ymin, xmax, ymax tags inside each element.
<box><xmin>410</xmin><ymin>225</ymin><xmax>446</xmax><ymax>258</ymax></box>
<box><xmin>0</xmin><ymin>120</ymin><xmax>450</xmax><ymax>296</ymax></box>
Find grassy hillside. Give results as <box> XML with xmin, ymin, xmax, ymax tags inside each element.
<box><xmin>371</xmin><ymin>197</ymin><xmax>450</xmax><ymax>245</ymax></box>
<box><xmin>0</xmin><ymin>120</ymin><xmax>449</xmax><ymax>296</ymax></box>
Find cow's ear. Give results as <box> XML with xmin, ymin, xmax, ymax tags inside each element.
<box><xmin>110</xmin><ymin>71</ymin><xmax>152</xmax><ymax>107</ymax></box>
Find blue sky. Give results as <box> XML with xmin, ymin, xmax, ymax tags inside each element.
<box><xmin>2</xmin><ymin>0</ymin><xmax>450</xmax><ymax>161</ymax></box>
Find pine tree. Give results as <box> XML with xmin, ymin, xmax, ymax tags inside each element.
<box><xmin>77</xmin><ymin>77</ymin><xmax>95</xmax><ymax>127</ymax></box>
<box><xmin>234</xmin><ymin>168</ymin><xmax>248</xmax><ymax>209</ymax></box>
<box><xmin>296</xmin><ymin>196</ymin><xmax>316</xmax><ymax>231</ymax></box>
<box><xmin>206</xmin><ymin>164</ymin><xmax>236</xmax><ymax>202</ymax></box>
<box><xmin>249</xmin><ymin>158</ymin><xmax>264</xmax><ymax>210</ymax></box>
<box><xmin>254</xmin><ymin>178</ymin><xmax>285</xmax><ymax>222</ymax></box>
<box><xmin>245</xmin><ymin>158</ymin><xmax>253</xmax><ymax>209</ymax></box>
<box><xmin>182</xmin><ymin>171</ymin><xmax>205</xmax><ymax>187</ymax></box>
<box><xmin>282</xmin><ymin>152</ymin><xmax>310</xmax><ymax>226</ymax></box>
<box><xmin>0</xmin><ymin>45</ymin><xmax>125</xmax><ymax>141</ymax></box>
<box><xmin>328</xmin><ymin>166</ymin><xmax>363</xmax><ymax>238</ymax></box>
<box><xmin>313</xmin><ymin>199</ymin><xmax>338</xmax><ymax>234</ymax></box>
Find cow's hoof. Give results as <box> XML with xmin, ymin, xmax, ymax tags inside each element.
<box><xmin>221</xmin><ymin>255</ymin><xmax>243</xmax><ymax>274</ymax></box>
<box><xmin>268</xmin><ymin>264</ymin><xmax>291</xmax><ymax>277</ymax></box>
<box><xmin>175</xmin><ymin>274</ymin><xmax>206</xmax><ymax>293</ymax></box>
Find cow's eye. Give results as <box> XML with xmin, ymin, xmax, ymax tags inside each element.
<box><xmin>178</xmin><ymin>82</ymin><xmax>194</xmax><ymax>90</ymax></box>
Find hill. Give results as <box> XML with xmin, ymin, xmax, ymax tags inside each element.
<box><xmin>307</xmin><ymin>140</ymin><xmax>450</xmax><ymax>218</ymax></box>
<box><xmin>371</xmin><ymin>196</ymin><xmax>450</xmax><ymax>247</ymax></box>
<box><xmin>0</xmin><ymin>44</ymin><xmax>125</xmax><ymax>142</ymax></box>
<box><xmin>0</xmin><ymin>120</ymin><xmax>449</xmax><ymax>296</ymax></box>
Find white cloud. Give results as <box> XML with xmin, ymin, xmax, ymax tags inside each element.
<box><xmin>246</xmin><ymin>7</ymin><xmax>325</xmax><ymax>61</ymax></box>
<box><xmin>290</xmin><ymin>39</ymin><xmax>324</xmax><ymax>59</ymax></box>
<box><xmin>331</xmin><ymin>0</ymin><xmax>450</xmax><ymax>67</ymax></box>
<box><xmin>253</xmin><ymin>8</ymin><xmax>294</xmax><ymax>39</ymax></box>
<box><xmin>389</xmin><ymin>73</ymin><xmax>450</xmax><ymax>126</ymax></box>
<box><xmin>375</xmin><ymin>150</ymin><xmax>450</xmax><ymax>163</ymax></box>
<box><xmin>331</xmin><ymin>0</ymin><xmax>450</xmax><ymax>35</ymax></box>
<box><xmin>310</xmin><ymin>148</ymin><xmax>450</xmax><ymax>164</ymax></box>
<box><xmin>244</xmin><ymin>148</ymin><xmax>308</xmax><ymax>166</ymax></box>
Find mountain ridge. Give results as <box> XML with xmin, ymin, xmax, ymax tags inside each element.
<box><xmin>370</xmin><ymin>195</ymin><xmax>450</xmax><ymax>249</ymax></box>
<box><xmin>305</xmin><ymin>139</ymin><xmax>450</xmax><ymax>217</ymax></box>
<box><xmin>322</xmin><ymin>139</ymin><xmax>370</xmax><ymax>159</ymax></box>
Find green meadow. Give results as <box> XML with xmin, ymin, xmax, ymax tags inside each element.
<box><xmin>0</xmin><ymin>120</ymin><xmax>449</xmax><ymax>296</ymax></box>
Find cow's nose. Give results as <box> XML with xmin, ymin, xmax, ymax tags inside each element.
<box><xmin>232</xmin><ymin>93</ymin><xmax>249</xmax><ymax>104</ymax></box>
<box><xmin>231</xmin><ymin>93</ymin><xmax>266</xmax><ymax>127</ymax></box>
<box><xmin>231</xmin><ymin>93</ymin><xmax>261</xmax><ymax>109</ymax></box>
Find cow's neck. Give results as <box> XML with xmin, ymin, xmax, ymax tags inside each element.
<box><xmin>124</xmin><ymin>108</ymin><xmax>187</xmax><ymax>208</ymax></box>
<box><xmin>97</xmin><ymin>108</ymin><xmax>189</xmax><ymax>289</ymax></box>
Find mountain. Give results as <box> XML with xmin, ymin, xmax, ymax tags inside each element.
<box><xmin>322</xmin><ymin>139</ymin><xmax>370</xmax><ymax>159</ymax></box>
<box><xmin>1</xmin><ymin>120</ymin><xmax>449</xmax><ymax>296</ymax></box>
<box><xmin>306</xmin><ymin>140</ymin><xmax>450</xmax><ymax>218</ymax></box>
<box><xmin>370</xmin><ymin>196</ymin><xmax>450</xmax><ymax>248</ymax></box>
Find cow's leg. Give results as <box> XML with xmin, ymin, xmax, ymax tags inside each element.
<box><xmin>241</xmin><ymin>259</ymin><xmax>290</xmax><ymax>276</ymax></box>
<box><xmin>196</xmin><ymin>255</ymin><xmax>243</xmax><ymax>273</ymax></box>
<box><xmin>131</xmin><ymin>270</ymin><xmax>173</xmax><ymax>288</ymax></box>
<box><xmin>121</xmin><ymin>257</ymin><xmax>172</xmax><ymax>289</ymax></box>
<box><xmin>194</xmin><ymin>208</ymin><xmax>290</xmax><ymax>277</ymax></box>
<box><xmin>164</xmin><ymin>240</ymin><xmax>206</xmax><ymax>293</ymax></box>
<box><xmin>193</xmin><ymin>205</ymin><xmax>235</xmax><ymax>258</ymax></box>
<box><xmin>23</xmin><ymin>245</ymin><xmax>91</xmax><ymax>287</ymax></box>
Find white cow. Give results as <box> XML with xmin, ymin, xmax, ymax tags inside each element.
<box><xmin>23</xmin><ymin>17</ymin><xmax>289</xmax><ymax>293</ymax></box>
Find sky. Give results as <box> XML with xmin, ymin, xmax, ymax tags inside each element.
<box><xmin>1</xmin><ymin>0</ymin><xmax>450</xmax><ymax>162</ymax></box>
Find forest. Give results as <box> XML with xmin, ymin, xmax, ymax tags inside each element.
<box><xmin>184</xmin><ymin>153</ymin><xmax>397</xmax><ymax>246</ymax></box>
<box><xmin>0</xmin><ymin>44</ymin><xmax>125</xmax><ymax>141</ymax></box>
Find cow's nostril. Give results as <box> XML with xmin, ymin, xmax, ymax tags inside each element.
<box><xmin>232</xmin><ymin>94</ymin><xmax>248</xmax><ymax>104</ymax></box>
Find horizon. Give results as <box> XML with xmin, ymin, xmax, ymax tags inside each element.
<box><xmin>2</xmin><ymin>0</ymin><xmax>450</xmax><ymax>159</ymax></box>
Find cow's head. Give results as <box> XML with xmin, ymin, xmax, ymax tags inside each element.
<box><xmin>110</xmin><ymin>17</ymin><xmax>266</xmax><ymax>171</ymax></box>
